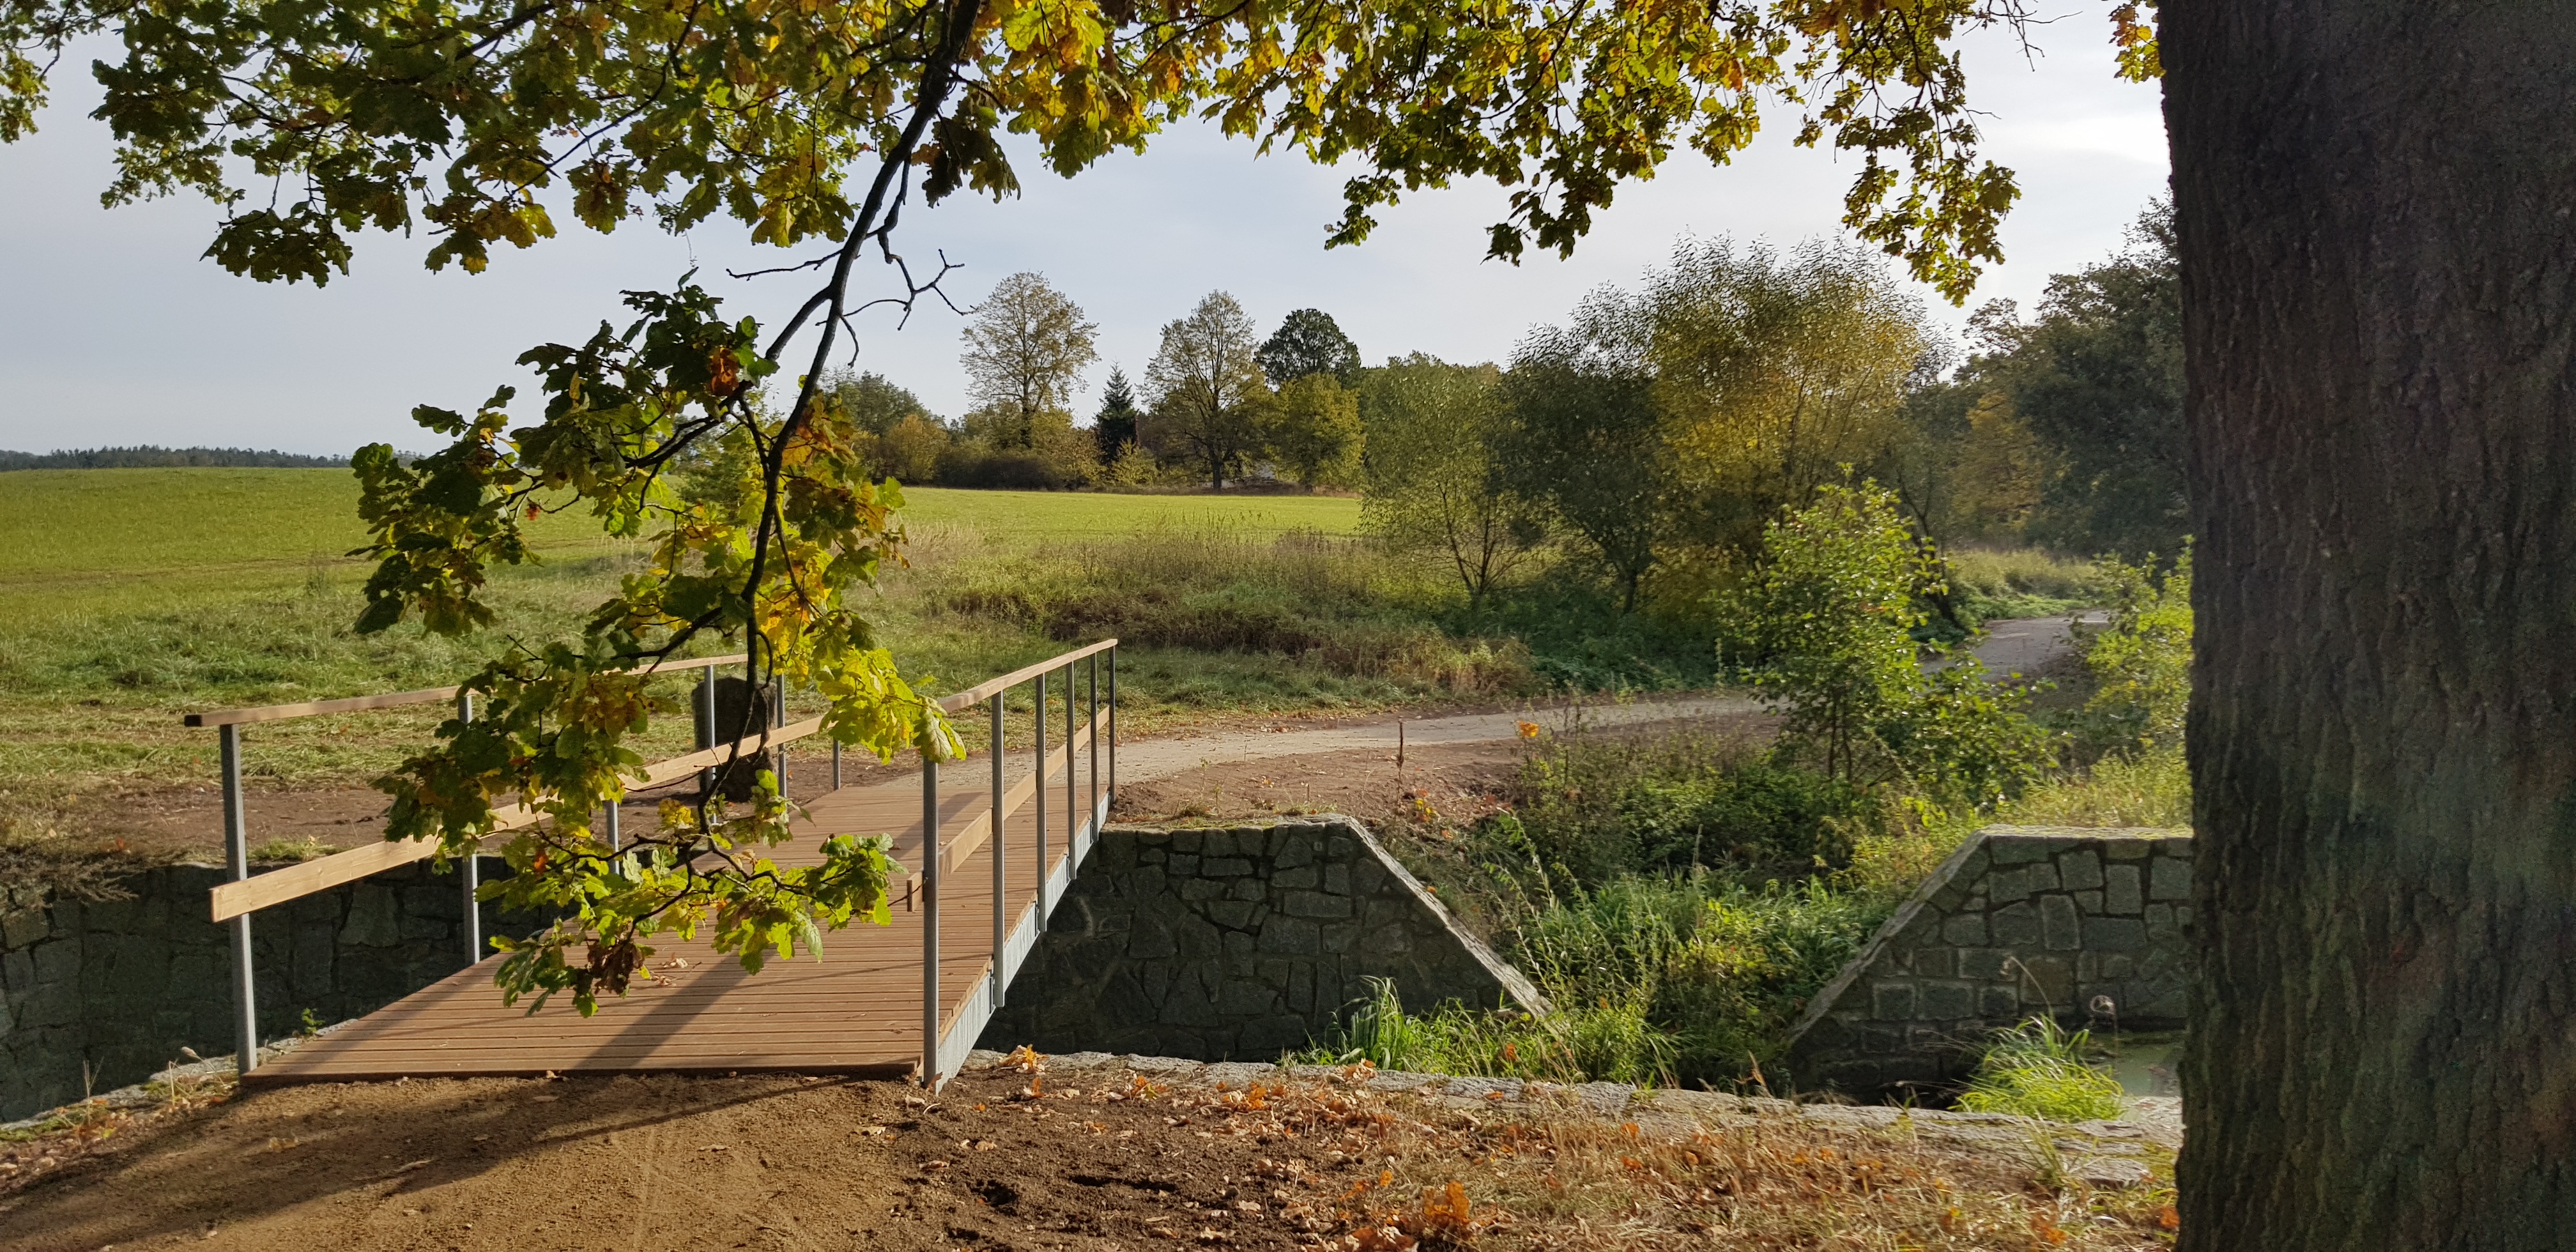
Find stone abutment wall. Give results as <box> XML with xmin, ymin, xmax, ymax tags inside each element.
<box><xmin>1784</xmin><ymin>826</ymin><xmax>2193</xmax><ymax>1097</ymax></box>
<box><xmin>1</xmin><ymin>857</ymin><xmax>523</xmax><ymax>1121</ymax></box>
<box><xmin>979</xmin><ymin>817</ymin><xmax>1545</xmax><ymax>1060</ymax></box>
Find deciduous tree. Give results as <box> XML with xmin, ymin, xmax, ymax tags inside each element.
<box><xmin>2165</xmin><ymin>5</ymin><xmax>2576</xmax><ymax>1244</ymax></box>
<box><xmin>1643</xmin><ymin>239</ymin><xmax>1932</xmax><ymax>555</ymax></box>
<box><xmin>1267</xmin><ymin>374</ymin><xmax>1363</xmax><ymax>489</ymax></box>
<box><xmin>1497</xmin><ymin>321</ymin><xmax>1674</xmax><ymax>613</ymax></box>
<box><xmin>1969</xmin><ymin>204</ymin><xmax>2184</xmax><ymax>558</ymax></box>
<box><xmin>1358</xmin><ymin>355</ymin><xmax>1535</xmax><ymax>613</ymax></box>
<box><xmin>959</xmin><ymin>272</ymin><xmax>1098</xmax><ymax>450</ymax></box>
<box><xmin>1144</xmin><ymin>293</ymin><xmax>1271</xmax><ymax>489</ymax></box>
<box><xmin>1257</xmin><ymin>309</ymin><xmax>1361</xmax><ymax>386</ymax></box>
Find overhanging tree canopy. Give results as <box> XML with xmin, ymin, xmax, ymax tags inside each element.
<box><xmin>0</xmin><ymin>0</ymin><xmax>2071</xmax><ymax>1007</ymax></box>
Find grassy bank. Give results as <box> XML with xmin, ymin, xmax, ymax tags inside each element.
<box><xmin>1337</xmin><ymin>729</ymin><xmax>2188</xmax><ymax>1094</ymax></box>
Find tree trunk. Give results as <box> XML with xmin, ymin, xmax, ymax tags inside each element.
<box><xmin>2165</xmin><ymin>4</ymin><xmax>2576</xmax><ymax>1246</ymax></box>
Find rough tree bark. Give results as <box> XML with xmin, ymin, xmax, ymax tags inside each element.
<box><xmin>2166</xmin><ymin>3</ymin><xmax>2576</xmax><ymax>1246</ymax></box>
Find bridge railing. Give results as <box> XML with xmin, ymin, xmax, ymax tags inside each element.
<box><xmin>184</xmin><ymin>639</ymin><xmax>1120</xmax><ymax>1090</ymax></box>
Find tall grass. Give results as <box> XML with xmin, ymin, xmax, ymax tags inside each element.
<box><xmin>1954</xmin><ymin>1016</ymin><xmax>2128</xmax><ymax>1122</ymax></box>
<box><xmin>1942</xmin><ymin>546</ymin><xmax>2111</xmax><ymax>625</ymax></box>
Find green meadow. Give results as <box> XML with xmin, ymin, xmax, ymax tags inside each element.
<box><xmin>0</xmin><ymin>470</ymin><xmax>1531</xmax><ymax>828</ymax></box>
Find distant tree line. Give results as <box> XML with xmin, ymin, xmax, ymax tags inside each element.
<box><xmin>808</xmin><ymin>271</ymin><xmax>1366</xmax><ymax>494</ymax></box>
<box><xmin>795</xmin><ymin>215</ymin><xmax>2180</xmax><ymax>557</ymax></box>
<box><xmin>0</xmin><ymin>446</ymin><xmax>352</xmax><ymax>470</ymax></box>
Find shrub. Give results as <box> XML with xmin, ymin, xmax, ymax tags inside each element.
<box><xmin>2080</xmin><ymin>546</ymin><xmax>2192</xmax><ymax>754</ymax></box>
<box><xmin>1955</xmin><ymin>1016</ymin><xmax>2126</xmax><ymax>1122</ymax></box>
<box><xmin>1713</xmin><ymin>480</ymin><xmax>2053</xmax><ymax>809</ymax></box>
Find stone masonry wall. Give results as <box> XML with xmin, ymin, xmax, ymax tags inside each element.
<box><xmin>1</xmin><ymin>857</ymin><xmax>527</xmax><ymax>1121</ymax></box>
<box><xmin>980</xmin><ymin>816</ymin><xmax>1546</xmax><ymax>1060</ymax></box>
<box><xmin>1785</xmin><ymin>826</ymin><xmax>2192</xmax><ymax>1097</ymax></box>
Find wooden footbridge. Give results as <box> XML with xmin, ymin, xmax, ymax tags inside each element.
<box><xmin>185</xmin><ymin>641</ymin><xmax>1120</xmax><ymax>1090</ymax></box>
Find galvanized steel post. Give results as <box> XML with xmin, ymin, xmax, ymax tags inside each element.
<box><xmin>1087</xmin><ymin>654</ymin><xmax>1100</xmax><ymax>832</ymax></box>
<box><xmin>1108</xmin><ymin>646</ymin><xmax>1117</xmax><ymax>807</ymax></box>
<box><xmin>457</xmin><ymin>691</ymin><xmax>480</xmax><ymax>964</ymax></box>
<box><xmin>1064</xmin><ymin>664</ymin><xmax>1076</xmax><ymax>850</ymax></box>
<box><xmin>920</xmin><ymin>754</ymin><xmax>940</xmax><ymax>1086</ymax></box>
<box><xmin>1034</xmin><ymin>671</ymin><xmax>1048</xmax><ymax>925</ymax></box>
<box><xmin>221</xmin><ymin>724</ymin><xmax>257</xmax><ymax>1076</ymax></box>
<box><xmin>989</xmin><ymin>692</ymin><xmax>1006</xmax><ymax>1007</ymax></box>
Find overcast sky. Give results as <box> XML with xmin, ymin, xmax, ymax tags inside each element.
<box><xmin>0</xmin><ymin>17</ymin><xmax>2166</xmax><ymax>456</ymax></box>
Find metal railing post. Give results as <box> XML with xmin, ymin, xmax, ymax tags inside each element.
<box><xmin>832</xmin><ymin>740</ymin><xmax>843</xmax><ymax>790</ymax></box>
<box><xmin>696</xmin><ymin>664</ymin><xmax>718</xmax><ymax>798</ymax></box>
<box><xmin>921</xmin><ymin>754</ymin><xmax>940</xmax><ymax>1087</ymax></box>
<box><xmin>1087</xmin><ymin>653</ymin><xmax>1100</xmax><ymax>834</ymax></box>
<box><xmin>770</xmin><ymin>675</ymin><xmax>786</xmax><ymax>798</ymax></box>
<box><xmin>605</xmin><ymin>799</ymin><xmax>621</xmax><ymax>853</ymax></box>
<box><xmin>457</xmin><ymin>692</ymin><xmax>480</xmax><ymax>964</ymax></box>
<box><xmin>1034</xmin><ymin>671</ymin><xmax>1049</xmax><ymax>926</ymax></box>
<box><xmin>1108</xmin><ymin>646</ymin><xmax>1117</xmax><ymax>806</ymax></box>
<box><xmin>222</xmin><ymin>724</ymin><xmax>257</xmax><ymax>1076</ymax></box>
<box><xmin>1063</xmin><ymin>663</ymin><xmax>1076</xmax><ymax>850</ymax></box>
<box><xmin>990</xmin><ymin>692</ymin><xmax>1006</xmax><ymax>1006</ymax></box>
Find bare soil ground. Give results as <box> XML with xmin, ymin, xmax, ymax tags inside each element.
<box><xmin>0</xmin><ymin>1056</ymin><xmax>2176</xmax><ymax>1251</ymax></box>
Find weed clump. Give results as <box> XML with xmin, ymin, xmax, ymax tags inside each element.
<box><xmin>1954</xmin><ymin>1017</ymin><xmax>2127</xmax><ymax>1123</ymax></box>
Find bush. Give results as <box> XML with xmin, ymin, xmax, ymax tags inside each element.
<box><xmin>935</xmin><ymin>443</ymin><xmax>1084</xmax><ymax>490</ymax></box>
<box><xmin>2079</xmin><ymin>546</ymin><xmax>2192</xmax><ymax>755</ymax></box>
<box><xmin>1713</xmin><ymin>481</ymin><xmax>2053</xmax><ymax>808</ymax></box>
<box><xmin>1954</xmin><ymin>1017</ymin><xmax>2126</xmax><ymax>1122</ymax></box>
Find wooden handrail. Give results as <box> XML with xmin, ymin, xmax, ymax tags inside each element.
<box><xmin>183</xmin><ymin>653</ymin><xmax>754</xmax><ymax>727</ymax></box>
<box><xmin>209</xmin><ymin>714</ymin><xmax>824</xmax><ymax>922</ymax></box>
<box><xmin>933</xmin><ymin>637</ymin><xmax>1118</xmax><ymax>714</ymax></box>
<box><xmin>203</xmin><ymin>637</ymin><xmax>1117</xmax><ymax>921</ymax></box>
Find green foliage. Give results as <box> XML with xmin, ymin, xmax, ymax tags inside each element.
<box><xmin>4</xmin><ymin>0</ymin><xmax>2040</xmax><ymax>293</ymax></box>
<box><xmin>1991</xmin><ymin>742</ymin><xmax>2191</xmax><ymax>830</ymax></box>
<box><xmin>1300</xmin><ymin>975</ymin><xmax>1675</xmax><ymax>1087</ymax></box>
<box><xmin>825</xmin><ymin>372</ymin><xmax>942</xmax><ymax>438</ymax></box>
<box><xmin>1959</xmin><ymin>204</ymin><xmax>2185</xmax><ymax>558</ymax></box>
<box><xmin>1092</xmin><ymin>367</ymin><xmax>1142</xmax><ymax>461</ymax></box>
<box><xmin>1496</xmin><ymin>339</ymin><xmax>1671</xmax><ymax>612</ymax></box>
<box><xmin>1516</xmin><ymin>875</ymin><xmax>1881</xmax><ymax>1083</ymax></box>
<box><xmin>1715</xmin><ymin>481</ymin><xmax>2050</xmax><ymax>808</ymax></box>
<box><xmin>1266</xmin><ymin>375</ymin><xmax>1364</xmax><ymax>490</ymax></box>
<box><xmin>1496</xmin><ymin>728</ymin><xmax>1876</xmax><ymax>887</ymax></box>
<box><xmin>1359</xmin><ymin>356</ymin><xmax>1542</xmax><ymax>614</ymax></box>
<box><xmin>1257</xmin><ymin>309</ymin><xmax>1361</xmax><ymax>387</ymax></box>
<box><xmin>1956</xmin><ymin>1017</ymin><xmax>2127</xmax><ymax>1122</ymax></box>
<box><xmin>1642</xmin><ymin>238</ymin><xmax>1935</xmax><ymax>558</ymax></box>
<box><xmin>2080</xmin><ymin>547</ymin><xmax>2193</xmax><ymax>754</ymax></box>
<box><xmin>1144</xmin><ymin>293</ymin><xmax>1273</xmax><ymax>489</ymax></box>
<box><xmin>1940</xmin><ymin>546</ymin><xmax>2112</xmax><ymax>626</ymax></box>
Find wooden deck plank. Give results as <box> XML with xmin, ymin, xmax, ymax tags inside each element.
<box><xmin>246</xmin><ymin>742</ymin><xmax>1111</xmax><ymax>1087</ymax></box>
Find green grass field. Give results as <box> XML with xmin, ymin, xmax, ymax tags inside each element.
<box><xmin>0</xmin><ymin>470</ymin><xmax>1411</xmax><ymax>829</ymax></box>
<box><xmin>0</xmin><ymin>470</ymin><xmax>1361</xmax><ymax>623</ymax></box>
